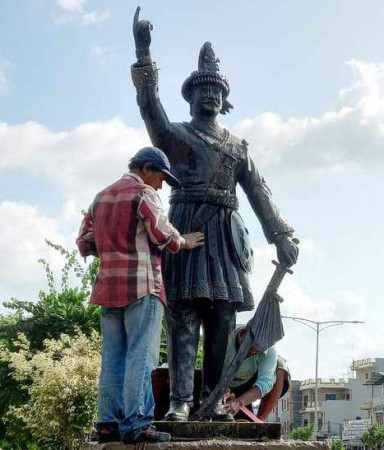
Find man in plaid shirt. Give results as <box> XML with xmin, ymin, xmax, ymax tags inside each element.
<box><xmin>77</xmin><ymin>146</ymin><xmax>204</xmax><ymax>444</ymax></box>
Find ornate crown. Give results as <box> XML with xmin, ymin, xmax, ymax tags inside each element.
<box><xmin>181</xmin><ymin>42</ymin><xmax>230</xmax><ymax>102</ymax></box>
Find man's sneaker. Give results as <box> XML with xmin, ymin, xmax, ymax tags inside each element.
<box><xmin>96</xmin><ymin>422</ymin><xmax>120</xmax><ymax>443</ymax></box>
<box><xmin>123</xmin><ymin>425</ymin><xmax>171</xmax><ymax>443</ymax></box>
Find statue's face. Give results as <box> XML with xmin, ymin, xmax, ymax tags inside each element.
<box><xmin>191</xmin><ymin>83</ymin><xmax>223</xmax><ymax>118</ymax></box>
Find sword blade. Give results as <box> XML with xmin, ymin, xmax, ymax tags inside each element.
<box><xmin>196</xmin><ymin>260</ymin><xmax>293</xmax><ymax>419</ymax></box>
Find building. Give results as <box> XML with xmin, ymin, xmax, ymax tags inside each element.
<box><xmin>354</xmin><ymin>359</ymin><xmax>384</xmax><ymax>425</ymax></box>
<box><xmin>299</xmin><ymin>358</ymin><xmax>384</xmax><ymax>439</ymax></box>
<box><xmin>265</xmin><ymin>357</ymin><xmax>384</xmax><ymax>440</ymax></box>
<box><xmin>267</xmin><ymin>380</ymin><xmax>302</xmax><ymax>437</ymax></box>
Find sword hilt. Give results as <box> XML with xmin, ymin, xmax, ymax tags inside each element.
<box><xmin>272</xmin><ymin>259</ymin><xmax>293</xmax><ymax>275</ymax></box>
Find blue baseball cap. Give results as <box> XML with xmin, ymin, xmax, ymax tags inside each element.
<box><xmin>130</xmin><ymin>146</ymin><xmax>180</xmax><ymax>187</ymax></box>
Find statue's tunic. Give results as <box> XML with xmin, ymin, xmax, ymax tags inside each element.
<box><xmin>131</xmin><ymin>62</ymin><xmax>293</xmax><ymax>312</ymax></box>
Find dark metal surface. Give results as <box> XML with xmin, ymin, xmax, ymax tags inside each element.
<box><xmin>132</xmin><ymin>7</ymin><xmax>299</xmax><ymax>418</ymax></box>
<box><xmin>153</xmin><ymin>421</ymin><xmax>281</xmax><ymax>440</ymax></box>
<box><xmin>230</xmin><ymin>211</ymin><xmax>254</xmax><ymax>273</ymax></box>
<box><xmin>196</xmin><ymin>261</ymin><xmax>292</xmax><ymax>419</ymax></box>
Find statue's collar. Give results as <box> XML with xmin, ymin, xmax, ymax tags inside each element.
<box><xmin>189</xmin><ymin>118</ymin><xmax>225</xmax><ymax>140</ymax></box>
<box><xmin>186</xmin><ymin>118</ymin><xmax>232</xmax><ymax>148</ymax></box>
<box><xmin>183</xmin><ymin>120</ymin><xmax>230</xmax><ymax>150</ymax></box>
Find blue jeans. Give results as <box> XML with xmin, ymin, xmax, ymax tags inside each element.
<box><xmin>97</xmin><ymin>295</ymin><xmax>163</xmax><ymax>438</ymax></box>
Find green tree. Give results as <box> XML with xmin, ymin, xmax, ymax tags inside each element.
<box><xmin>362</xmin><ymin>424</ymin><xmax>384</xmax><ymax>450</ymax></box>
<box><xmin>0</xmin><ymin>240</ymin><xmax>100</xmax><ymax>350</ymax></box>
<box><xmin>0</xmin><ymin>240</ymin><xmax>99</xmax><ymax>446</ymax></box>
<box><xmin>0</xmin><ymin>329</ymin><xmax>101</xmax><ymax>450</ymax></box>
<box><xmin>291</xmin><ymin>424</ymin><xmax>314</xmax><ymax>441</ymax></box>
<box><xmin>331</xmin><ymin>439</ymin><xmax>345</xmax><ymax>450</ymax></box>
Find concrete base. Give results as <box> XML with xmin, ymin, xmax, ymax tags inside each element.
<box><xmin>152</xmin><ymin>421</ymin><xmax>281</xmax><ymax>440</ymax></box>
<box><xmin>81</xmin><ymin>419</ymin><xmax>330</xmax><ymax>450</ymax></box>
<box><xmin>82</xmin><ymin>439</ymin><xmax>331</xmax><ymax>450</ymax></box>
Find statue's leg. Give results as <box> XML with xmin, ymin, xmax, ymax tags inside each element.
<box><xmin>200</xmin><ymin>300</ymin><xmax>236</xmax><ymax>420</ymax></box>
<box><xmin>165</xmin><ymin>301</ymin><xmax>201</xmax><ymax>421</ymax></box>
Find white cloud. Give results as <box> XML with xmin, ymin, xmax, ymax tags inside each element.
<box><xmin>91</xmin><ymin>45</ymin><xmax>113</xmax><ymax>63</ymax></box>
<box><xmin>0</xmin><ymin>59</ymin><xmax>12</xmax><ymax>95</ymax></box>
<box><xmin>51</xmin><ymin>0</ymin><xmax>109</xmax><ymax>26</ymax></box>
<box><xmin>231</xmin><ymin>58</ymin><xmax>384</xmax><ymax>177</ymax></box>
<box><xmin>0</xmin><ymin>201</ymin><xmax>67</xmax><ymax>309</ymax></box>
<box><xmin>53</xmin><ymin>0</ymin><xmax>85</xmax><ymax>13</ymax></box>
<box><xmin>0</xmin><ymin>117</ymin><xmax>150</xmax><ymax>220</ymax></box>
<box><xmin>81</xmin><ymin>10</ymin><xmax>110</xmax><ymax>25</ymax></box>
<box><xmin>238</xmin><ymin>241</ymin><xmax>334</xmax><ymax>323</ymax></box>
<box><xmin>236</xmin><ymin>240</ymin><xmax>376</xmax><ymax>380</ymax></box>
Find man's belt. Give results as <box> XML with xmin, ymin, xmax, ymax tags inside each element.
<box><xmin>169</xmin><ymin>188</ymin><xmax>239</xmax><ymax>209</ymax></box>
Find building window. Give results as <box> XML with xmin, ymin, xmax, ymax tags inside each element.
<box><xmin>325</xmin><ymin>394</ymin><xmax>337</xmax><ymax>400</ymax></box>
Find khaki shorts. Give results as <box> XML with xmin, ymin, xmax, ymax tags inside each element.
<box><xmin>277</xmin><ymin>355</ymin><xmax>290</xmax><ymax>397</ymax></box>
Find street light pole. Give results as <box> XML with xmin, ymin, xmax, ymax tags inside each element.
<box><xmin>281</xmin><ymin>316</ymin><xmax>364</xmax><ymax>440</ymax></box>
<box><xmin>315</xmin><ymin>321</ymin><xmax>319</xmax><ymax>439</ymax></box>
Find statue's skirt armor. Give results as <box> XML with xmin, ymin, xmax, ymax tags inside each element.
<box><xmin>163</xmin><ymin>201</ymin><xmax>254</xmax><ymax>312</ymax></box>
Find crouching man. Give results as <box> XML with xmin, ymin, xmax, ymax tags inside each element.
<box><xmin>224</xmin><ymin>326</ymin><xmax>290</xmax><ymax>421</ymax></box>
<box><xmin>76</xmin><ymin>147</ymin><xmax>204</xmax><ymax>444</ymax></box>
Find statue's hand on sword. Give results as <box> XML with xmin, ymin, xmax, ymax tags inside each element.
<box><xmin>275</xmin><ymin>236</ymin><xmax>299</xmax><ymax>268</ymax></box>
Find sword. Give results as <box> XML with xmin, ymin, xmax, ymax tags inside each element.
<box><xmin>195</xmin><ymin>260</ymin><xmax>293</xmax><ymax>419</ymax></box>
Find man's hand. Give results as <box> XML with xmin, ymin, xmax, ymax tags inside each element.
<box><xmin>275</xmin><ymin>235</ymin><xmax>299</xmax><ymax>267</ymax></box>
<box><xmin>181</xmin><ymin>232</ymin><xmax>204</xmax><ymax>250</ymax></box>
<box><xmin>224</xmin><ymin>393</ymin><xmax>243</xmax><ymax>415</ymax></box>
<box><xmin>133</xmin><ymin>7</ymin><xmax>153</xmax><ymax>64</ymax></box>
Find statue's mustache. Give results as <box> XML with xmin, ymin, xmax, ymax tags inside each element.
<box><xmin>201</xmin><ymin>98</ymin><xmax>220</xmax><ymax>106</ymax></box>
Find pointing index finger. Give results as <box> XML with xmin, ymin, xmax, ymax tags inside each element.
<box><xmin>133</xmin><ymin>6</ymin><xmax>140</xmax><ymax>29</ymax></box>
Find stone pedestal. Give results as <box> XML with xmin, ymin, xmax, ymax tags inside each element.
<box><xmin>81</xmin><ymin>422</ymin><xmax>330</xmax><ymax>450</ymax></box>
<box><xmin>82</xmin><ymin>439</ymin><xmax>330</xmax><ymax>450</ymax></box>
<box><xmin>152</xmin><ymin>421</ymin><xmax>281</xmax><ymax>440</ymax></box>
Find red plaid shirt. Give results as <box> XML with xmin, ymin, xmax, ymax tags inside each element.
<box><xmin>76</xmin><ymin>172</ymin><xmax>182</xmax><ymax>307</ymax></box>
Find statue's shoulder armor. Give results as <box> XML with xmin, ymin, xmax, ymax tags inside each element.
<box><xmin>227</xmin><ymin>131</ymin><xmax>249</xmax><ymax>161</ymax></box>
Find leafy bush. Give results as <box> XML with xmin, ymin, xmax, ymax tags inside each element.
<box><xmin>362</xmin><ymin>424</ymin><xmax>384</xmax><ymax>450</ymax></box>
<box><xmin>291</xmin><ymin>423</ymin><xmax>314</xmax><ymax>440</ymax></box>
<box><xmin>331</xmin><ymin>439</ymin><xmax>345</xmax><ymax>450</ymax></box>
<box><xmin>0</xmin><ymin>241</ymin><xmax>99</xmax><ymax>446</ymax></box>
<box><xmin>0</xmin><ymin>241</ymin><xmax>100</xmax><ymax>351</ymax></box>
<box><xmin>0</xmin><ymin>329</ymin><xmax>101</xmax><ymax>450</ymax></box>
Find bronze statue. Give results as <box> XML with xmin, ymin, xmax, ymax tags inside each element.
<box><xmin>131</xmin><ymin>7</ymin><xmax>299</xmax><ymax>422</ymax></box>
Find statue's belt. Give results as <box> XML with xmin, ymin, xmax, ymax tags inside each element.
<box><xmin>169</xmin><ymin>188</ymin><xmax>239</xmax><ymax>210</ymax></box>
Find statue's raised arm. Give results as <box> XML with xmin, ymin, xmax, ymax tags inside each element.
<box><xmin>131</xmin><ymin>7</ymin><xmax>172</xmax><ymax>148</ymax></box>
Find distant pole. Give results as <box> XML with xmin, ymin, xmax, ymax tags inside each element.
<box><xmin>315</xmin><ymin>322</ymin><xmax>319</xmax><ymax>439</ymax></box>
<box><xmin>281</xmin><ymin>316</ymin><xmax>364</xmax><ymax>439</ymax></box>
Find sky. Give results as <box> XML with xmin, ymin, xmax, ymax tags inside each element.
<box><xmin>0</xmin><ymin>0</ymin><xmax>383</xmax><ymax>382</ymax></box>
